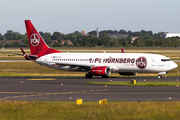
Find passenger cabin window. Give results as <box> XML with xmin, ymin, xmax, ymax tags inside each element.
<box><xmin>161</xmin><ymin>59</ymin><xmax>170</xmax><ymax>62</ymax></box>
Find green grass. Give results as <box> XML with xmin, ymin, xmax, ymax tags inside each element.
<box><xmin>0</xmin><ymin>101</ymin><xmax>180</xmax><ymax>120</ymax></box>
<box><xmin>0</xmin><ymin>57</ymin><xmax>24</xmax><ymax>60</ymax></box>
<box><xmin>87</xmin><ymin>81</ymin><xmax>180</xmax><ymax>86</ymax></box>
<box><xmin>0</xmin><ymin>62</ymin><xmax>85</xmax><ymax>77</ymax></box>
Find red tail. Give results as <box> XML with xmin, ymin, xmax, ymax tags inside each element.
<box><xmin>25</xmin><ymin>20</ymin><xmax>61</xmax><ymax>57</ymax></box>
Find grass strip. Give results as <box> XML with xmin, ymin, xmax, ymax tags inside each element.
<box><xmin>0</xmin><ymin>73</ymin><xmax>86</xmax><ymax>77</ymax></box>
<box><xmin>0</xmin><ymin>101</ymin><xmax>180</xmax><ymax>120</ymax></box>
<box><xmin>0</xmin><ymin>57</ymin><xmax>25</xmax><ymax>60</ymax></box>
<box><xmin>86</xmin><ymin>81</ymin><xmax>180</xmax><ymax>86</ymax></box>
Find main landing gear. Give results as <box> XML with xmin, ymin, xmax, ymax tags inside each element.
<box><xmin>157</xmin><ymin>75</ymin><xmax>162</xmax><ymax>79</ymax></box>
<box><xmin>101</xmin><ymin>75</ymin><xmax>109</xmax><ymax>78</ymax></box>
<box><xmin>85</xmin><ymin>74</ymin><xmax>92</xmax><ymax>78</ymax></box>
<box><xmin>85</xmin><ymin>74</ymin><xmax>109</xmax><ymax>78</ymax></box>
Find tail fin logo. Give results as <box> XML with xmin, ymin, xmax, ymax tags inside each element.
<box><xmin>30</xmin><ymin>33</ymin><xmax>40</xmax><ymax>46</ymax></box>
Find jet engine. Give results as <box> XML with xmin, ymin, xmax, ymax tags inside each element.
<box><xmin>90</xmin><ymin>66</ymin><xmax>111</xmax><ymax>77</ymax></box>
<box><xmin>119</xmin><ymin>72</ymin><xmax>137</xmax><ymax>75</ymax></box>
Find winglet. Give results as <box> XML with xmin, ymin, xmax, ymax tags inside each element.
<box><xmin>121</xmin><ymin>48</ymin><xmax>125</xmax><ymax>53</ymax></box>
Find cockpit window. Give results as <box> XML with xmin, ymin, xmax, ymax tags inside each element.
<box><xmin>161</xmin><ymin>59</ymin><xmax>171</xmax><ymax>62</ymax></box>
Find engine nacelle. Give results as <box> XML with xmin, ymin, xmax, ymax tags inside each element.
<box><xmin>158</xmin><ymin>71</ymin><xmax>167</xmax><ymax>75</ymax></box>
<box><xmin>119</xmin><ymin>72</ymin><xmax>137</xmax><ymax>75</ymax></box>
<box><xmin>90</xmin><ymin>66</ymin><xmax>111</xmax><ymax>76</ymax></box>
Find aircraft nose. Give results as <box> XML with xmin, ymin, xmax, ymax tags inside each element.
<box><xmin>171</xmin><ymin>61</ymin><xmax>178</xmax><ymax>69</ymax></box>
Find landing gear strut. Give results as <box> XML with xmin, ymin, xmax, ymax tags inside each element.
<box><xmin>101</xmin><ymin>75</ymin><xmax>109</xmax><ymax>78</ymax></box>
<box><xmin>157</xmin><ymin>75</ymin><xmax>162</xmax><ymax>79</ymax></box>
<box><xmin>85</xmin><ymin>74</ymin><xmax>93</xmax><ymax>78</ymax></box>
<box><xmin>157</xmin><ymin>72</ymin><xmax>167</xmax><ymax>79</ymax></box>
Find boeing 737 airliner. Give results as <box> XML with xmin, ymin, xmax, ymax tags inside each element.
<box><xmin>21</xmin><ymin>20</ymin><xmax>177</xmax><ymax>78</ymax></box>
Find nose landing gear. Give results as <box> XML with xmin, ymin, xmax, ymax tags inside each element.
<box><xmin>157</xmin><ymin>71</ymin><xmax>167</xmax><ymax>79</ymax></box>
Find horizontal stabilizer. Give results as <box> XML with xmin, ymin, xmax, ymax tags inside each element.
<box><xmin>20</xmin><ymin>48</ymin><xmax>38</xmax><ymax>60</ymax></box>
<box><xmin>4</xmin><ymin>52</ymin><xmax>23</xmax><ymax>56</ymax></box>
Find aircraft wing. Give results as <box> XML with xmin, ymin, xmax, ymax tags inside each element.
<box><xmin>55</xmin><ymin>62</ymin><xmax>93</xmax><ymax>69</ymax></box>
<box><xmin>47</xmin><ymin>61</ymin><xmax>113</xmax><ymax>71</ymax></box>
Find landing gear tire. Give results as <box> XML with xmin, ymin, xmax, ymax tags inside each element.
<box><xmin>157</xmin><ymin>75</ymin><xmax>162</xmax><ymax>79</ymax></box>
<box><xmin>101</xmin><ymin>75</ymin><xmax>109</xmax><ymax>78</ymax></box>
<box><xmin>85</xmin><ymin>74</ymin><xmax>93</xmax><ymax>78</ymax></box>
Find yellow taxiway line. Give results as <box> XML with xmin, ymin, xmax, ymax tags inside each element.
<box><xmin>27</xmin><ymin>78</ymin><xmax>56</xmax><ymax>80</ymax></box>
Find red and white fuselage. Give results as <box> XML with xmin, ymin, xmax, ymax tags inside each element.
<box><xmin>23</xmin><ymin>20</ymin><xmax>177</xmax><ymax>78</ymax></box>
<box><xmin>36</xmin><ymin>53</ymin><xmax>177</xmax><ymax>73</ymax></box>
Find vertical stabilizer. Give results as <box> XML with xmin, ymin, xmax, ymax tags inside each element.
<box><xmin>25</xmin><ymin>20</ymin><xmax>61</xmax><ymax>56</ymax></box>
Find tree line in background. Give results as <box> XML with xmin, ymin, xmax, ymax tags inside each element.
<box><xmin>0</xmin><ymin>29</ymin><xmax>179</xmax><ymax>47</ymax></box>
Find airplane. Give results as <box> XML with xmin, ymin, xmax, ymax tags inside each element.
<box><xmin>20</xmin><ymin>20</ymin><xmax>177</xmax><ymax>78</ymax></box>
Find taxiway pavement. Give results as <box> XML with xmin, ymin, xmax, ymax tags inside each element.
<box><xmin>0</xmin><ymin>76</ymin><xmax>179</xmax><ymax>101</ymax></box>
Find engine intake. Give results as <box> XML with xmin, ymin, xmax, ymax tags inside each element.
<box><xmin>91</xmin><ymin>66</ymin><xmax>111</xmax><ymax>76</ymax></box>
